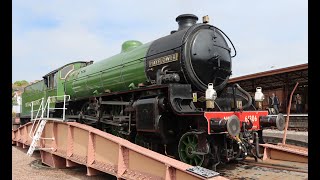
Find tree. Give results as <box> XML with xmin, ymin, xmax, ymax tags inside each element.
<box><xmin>13</xmin><ymin>80</ymin><xmax>29</xmax><ymax>87</ymax></box>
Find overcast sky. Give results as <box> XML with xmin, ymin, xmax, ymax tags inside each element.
<box><xmin>12</xmin><ymin>1</ymin><xmax>307</xmax><ymax>83</ymax></box>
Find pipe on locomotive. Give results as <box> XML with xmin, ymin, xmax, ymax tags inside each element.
<box><xmin>234</xmin><ymin>83</ymin><xmax>252</xmax><ymax>110</ymax></box>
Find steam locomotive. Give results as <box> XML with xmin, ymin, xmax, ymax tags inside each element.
<box><xmin>20</xmin><ymin>14</ymin><xmax>285</xmax><ymax>169</ymax></box>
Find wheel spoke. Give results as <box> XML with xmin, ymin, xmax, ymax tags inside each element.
<box><xmin>182</xmin><ymin>140</ymin><xmax>188</xmax><ymax>146</ymax></box>
<box><xmin>178</xmin><ymin>132</ymin><xmax>209</xmax><ymax>167</ymax></box>
<box><xmin>187</xmin><ymin>136</ymin><xmax>191</xmax><ymax>143</ymax></box>
<box><xmin>196</xmin><ymin>155</ymin><xmax>203</xmax><ymax>161</ymax></box>
<box><xmin>180</xmin><ymin>150</ymin><xmax>188</xmax><ymax>159</ymax></box>
<box><xmin>194</xmin><ymin>157</ymin><xmax>200</xmax><ymax>165</ymax></box>
<box><xmin>192</xmin><ymin>135</ymin><xmax>196</xmax><ymax>143</ymax></box>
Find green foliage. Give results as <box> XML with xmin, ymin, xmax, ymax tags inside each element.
<box><xmin>13</xmin><ymin>80</ymin><xmax>29</xmax><ymax>87</ymax></box>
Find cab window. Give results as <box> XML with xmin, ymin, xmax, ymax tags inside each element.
<box><xmin>46</xmin><ymin>73</ymin><xmax>56</xmax><ymax>89</ymax></box>
<box><xmin>60</xmin><ymin>64</ymin><xmax>74</xmax><ymax>79</ymax></box>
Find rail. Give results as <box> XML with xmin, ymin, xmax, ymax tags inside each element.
<box><xmin>268</xmin><ymin>114</ymin><xmax>308</xmax><ymax>117</ymax></box>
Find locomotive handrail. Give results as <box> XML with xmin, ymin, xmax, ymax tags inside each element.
<box><xmin>70</xmin><ymin>57</ymin><xmax>145</xmax><ymax>82</ymax></box>
<box><xmin>212</xmin><ymin>26</ymin><xmax>237</xmax><ymax>58</ymax></box>
<box><xmin>69</xmin><ymin>45</ymin><xmax>182</xmax><ymax>83</ymax></box>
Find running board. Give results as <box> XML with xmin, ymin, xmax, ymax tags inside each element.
<box><xmin>12</xmin><ymin>120</ymin><xmax>227</xmax><ymax>180</ymax></box>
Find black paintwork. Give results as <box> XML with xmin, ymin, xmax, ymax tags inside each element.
<box><xmin>133</xmin><ymin>97</ymin><xmax>159</xmax><ymax>132</ymax></box>
<box><xmin>167</xmin><ymin>84</ymin><xmax>200</xmax><ymax>114</ymax></box>
<box><xmin>176</xmin><ymin>14</ymin><xmax>199</xmax><ymax>31</ymax></box>
<box><xmin>146</xmin><ymin>23</ymin><xmax>231</xmax><ymax>92</ymax></box>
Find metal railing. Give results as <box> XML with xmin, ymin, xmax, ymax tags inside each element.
<box><xmin>46</xmin><ymin>95</ymin><xmax>71</xmax><ymax>120</ymax></box>
<box><xmin>29</xmin><ymin>95</ymin><xmax>70</xmax><ymax>140</ymax></box>
<box><xmin>30</xmin><ymin>98</ymin><xmax>45</xmax><ymax>121</ymax></box>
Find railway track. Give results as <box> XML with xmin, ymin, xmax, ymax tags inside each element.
<box><xmin>263</xmin><ymin>136</ymin><xmax>308</xmax><ymax>148</ymax></box>
<box><xmin>268</xmin><ymin>114</ymin><xmax>308</xmax><ymax>131</ymax></box>
<box><xmin>266</xmin><ymin>126</ymin><xmax>308</xmax><ymax>131</ymax></box>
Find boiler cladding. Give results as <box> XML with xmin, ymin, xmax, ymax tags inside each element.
<box><xmin>64</xmin><ymin>14</ymin><xmax>233</xmax><ymax>99</ymax></box>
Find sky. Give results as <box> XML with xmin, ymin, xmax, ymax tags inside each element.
<box><xmin>12</xmin><ymin>1</ymin><xmax>308</xmax><ymax>83</ymax></box>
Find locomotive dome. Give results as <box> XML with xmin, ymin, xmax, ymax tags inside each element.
<box><xmin>121</xmin><ymin>40</ymin><xmax>143</xmax><ymax>53</ymax></box>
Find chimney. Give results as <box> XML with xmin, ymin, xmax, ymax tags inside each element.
<box><xmin>176</xmin><ymin>14</ymin><xmax>198</xmax><ymax>31</ymax></box>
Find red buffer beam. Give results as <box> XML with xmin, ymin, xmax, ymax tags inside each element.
<box><xmin>12</xmin><ymin>119</ymin><xmax>227</xmax><ymax>180</ymax></box>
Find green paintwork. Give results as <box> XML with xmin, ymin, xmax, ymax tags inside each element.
<box><xmin>21</xmin><ymin>62</ymin><xmax>89</xmax><ymax>118</ymax></box>
<box><xmin>121</xmin><ymin>40</ymin><xmax>143</xmax><ymax>53</ymax></box>
<box><xmin>65</xmin><ymin>41</ymin><xmax>153</xmax><ymax>99</ymax></box>
<box><xmin>21</xmin><ymin>80</ymin><xmax>45</xmax><ymax>117</ymax></box>
<box><xmin>57</xmin><ymin>63</ymin><xmax>87</xmax><ymax>98</ymax></box>
<box><xmin>21</xmin><ymin>39</ymin><xmax>153</xmax><ymax>117</ymax></box>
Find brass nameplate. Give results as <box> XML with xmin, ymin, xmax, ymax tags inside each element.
<box><xmin>149</xmin><ymin>53</ymin><xmax>179</xmax><ymax>67</ymax></box>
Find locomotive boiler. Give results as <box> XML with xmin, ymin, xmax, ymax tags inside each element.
<box><xmin>20</xmin><ymin>14</ymin><xmax>285</xmax><ymax>169</ymax></box>
<box><xmin>63</xmin><ymin>14</ymin><xmax>232</xmax><ymax>98</ymax></box>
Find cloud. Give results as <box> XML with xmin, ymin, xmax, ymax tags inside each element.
<box><xmin>12</xmin><ymin>0</ymin><xmax>307</xmax><ymax>82</ymax></box>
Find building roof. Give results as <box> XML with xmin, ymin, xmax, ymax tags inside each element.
<box><xmin>229</xmin><ymin>63</ymin><xmax>308</xmax><ymax>83</ymax></box>
<box><xmin>228</xmin><ymin>63</ymin><xmax>308</xmax><ymax>91</ymax></box>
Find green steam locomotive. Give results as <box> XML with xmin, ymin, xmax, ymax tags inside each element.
<box><xmin>20</xmin><ymin>14</ymin><xmax>284</xmax><ymax>169</ymax></box>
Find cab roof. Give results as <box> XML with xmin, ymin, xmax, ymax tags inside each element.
<box><xmin>42</xmin><ymin>61</ymin><xmax>92</xmax><ymax>78</ymax></box>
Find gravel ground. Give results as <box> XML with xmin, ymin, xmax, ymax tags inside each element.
<box><xmin>217</xmin><ymin>162</ymin><xmax>308</xmax><ymax>180</ymax></box>
<box><xmin>12</xmin><ymin>146</ymin><xmax>116</xmax><ymax>180</ymax></box>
